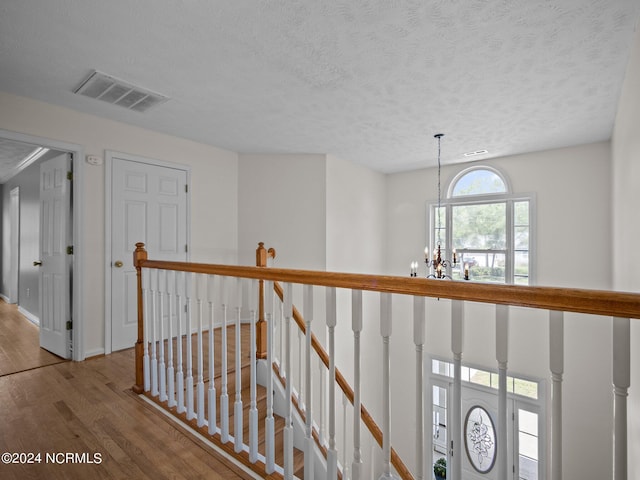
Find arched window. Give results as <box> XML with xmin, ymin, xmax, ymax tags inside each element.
<box><xmin>430</xmin><ymin>167</ymin><xmax>533</xmax><ymax>284</ymax></box>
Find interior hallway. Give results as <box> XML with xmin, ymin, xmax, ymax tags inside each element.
<box><xmin>0</xmin><ymin>302</ymin><xmax>254</xmax><ymax>480</ymax></box>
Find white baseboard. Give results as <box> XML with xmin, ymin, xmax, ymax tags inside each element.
<box><xmin>84</xmin><ymin>348</ymin><xmax>105</xmax><ymax>359</ymax></box>
<box><xmin>0</xmin><ymin>293</ymin><xmax>10</xmax><ymax>303</ymax></box>
<box><xmin>18</xmin><ymin>306</ymin><xmax>40</xmax><ymax>326</ymax></box>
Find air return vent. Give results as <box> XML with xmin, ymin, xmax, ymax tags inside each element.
<box><xmin>73</xmin><ymin>71</ymin><xmax>168</xmax><ymax>112</ymax></box>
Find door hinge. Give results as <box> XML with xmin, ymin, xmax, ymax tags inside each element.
<box><xmin>66</xmin><ymin>320</ymin><xmax>73</xmax><ymax>330</ymax></box>
<box><xmin>185</xmin><ymin>244</ymin><xmax>188</xmax><ymax>253</ymax></box>
<box><xmin>67</xmin><ymin>245</ymin><xmax>74</xmax><ymax>255</ymax></box>
<box><xmin>67</xmin><ymin>171</ymin><xmax>73</xmax><ymax>181</ymax></box>
<box><xmin>185</xmin><ymin>184</ymin><xmax>188</xmax><ymax>193</ymax></box>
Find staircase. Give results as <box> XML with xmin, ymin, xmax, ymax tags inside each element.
<box><xmin>143</xmin><ymin>324</ymin><xmax>307</xmax><ymax>479</ymax></box>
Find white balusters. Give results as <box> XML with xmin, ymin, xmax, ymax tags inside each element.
<box><xmin>352</xmin><ymin>289</ymin><xmax>363</xmax><ymax>480</ymax></box>
<box><xmin>234</xmin><ymin>277</ymin><xmax>244</xmax><ymax>452</ymax></box>
<box><xmin>158</xmin><ymin>270</ymin><xmax>167</xmax><ymax>402</ymax></box>
<box><xmin>318</xmin><ymin>355</ymin><xmax>326</xmax><ymax>447</ymax></box>
<box><xmin>176</xmin><ymin>271</ymin><xmax>185</xmax><ymax>414</ymax></box>
<box><xmin>265</xmin><ymin>280</ymin><xmax>276</xmax><ymax>474</ymax></box>
<box><xmin>326</xmin><ymin>287</ymin><xmax>339</xmax><ymax>480</ymax></box>
<box><xmin>413</xmin><ymin>296</ymin><xmax>425</xmax><ymax>480</ymax></box>
<box><xmin>451</xmin><ymin>300</ymin><xmax>464</xmax><ymax>480</ymax></box>
<box><xmin>185</xmin><ymin>272</ymin><xmax>195</xmax><ymax>420</ymax></box>
<box><xmin>496</xmin><ymin>304</ymin><xmax>509</xmax><ymax>480</ymax></box>
<box><xmin>196</xmin><ymin>274</ymin><xmax>206</xmax><ymax>427</ymax></box>
<box><xmin>220</xmin><ymin>276</ymin><xmax>230</xmax><ymax>443</ymax></box>
<box><xmin>549</xmin><ymin>310</ymin><xmax>563</xmax><ymax>480</ymax></box>
<box><xmin>379</xmin><ymin>293</ymin><xmax>392</xmax><ymax>480</ymax></box>
<box><xmin>151</xmin><ymin>269</ymin><xmax>159</xmax><ymax>397</ymax></box>
<box><xmin>142</xmin><ymin>268</ymin><xmax>150</xmax><ymax>392</ymax></box>
<box><xmin>207</xmin><ymin>275</ymin><xmax>217</xmax><ymax>435</ymax></box>
<box><xmin>304</xmin><ymin>284</ymin><xmax>315</xmax><ymax>480</ymax></box>
<box><xmin>167</xmin><ymin>271</ymin><xmax>176</xmax><ymax>408</ymax></box>
<box><xmin>249</xmin><ymin>279</ymin><xmax>259</xmax><ymax>463</ymax></box>
<box><xmin>283</xmin><ymin>283</ymin><xmax>294</xmax><ymax>478</ymax></box>
<box><xmin>613</xmin><ymin>317</ymin><xmax>630</xmax><ymax>480</ymax></box>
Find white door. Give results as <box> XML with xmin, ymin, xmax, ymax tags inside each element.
<box><xmin>9</xmin><ymin>187</ymin><xmax>20</xmax><ymax>304</ymax></box>
<box><xmin>39</xmin><ymin>153</ymin><xmax>72</xmax><ymax>358</ymax></box>
<box><xmin>110</xmin><ymin>156</ymin><xmax>188</xmax><ymax>352</ymax></box>
<box><xmin>461</xmin><ymin>385</ymin><xmax>512</xmax><ymax>480</ymax></box>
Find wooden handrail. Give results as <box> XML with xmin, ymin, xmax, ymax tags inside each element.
<box><xmin>137</xmin><ymin>258</ymin><xmax>640</xmax><ymax>319</ymax></box>
<box><xmin>273</xmin><ymin>281</ymin><xmax>414</xmax><ymax>480</ymax></box>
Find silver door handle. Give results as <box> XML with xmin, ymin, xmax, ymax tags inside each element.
<box><xmin>114</xmin><ymin>260</ymin><xmax>124</xmax><ymax>268</ymax></box>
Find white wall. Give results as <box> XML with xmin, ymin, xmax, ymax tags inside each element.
<box><xmin>0</xmin><ymin>91</ymin><xmax>239</xmax><ymax>357</ymax></box>
<box><xmin>386</xmin><ymin>143</ymin><xmax>614</xmax><ymax>479</ymax></box>
<box><xmin>612</xmin><ymin>22</ymin><xmax>640</xmax><ymax>480</ymax></box>
<box><xmin>237</xmin><ymin>153</ymin><xmax>327</xmax><ymax>270</ymax></box>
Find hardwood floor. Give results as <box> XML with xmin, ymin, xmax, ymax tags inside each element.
<box><xmin>0</xmin><ymin>301</ymin><xmax>66</xmax><ymax>376</ymax></box>
<box><xmin>0</xmin><ymin>322</ymin><xmax>256</xmax><ymax>479</ymax></box>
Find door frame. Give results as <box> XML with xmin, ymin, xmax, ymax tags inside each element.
<box><xmin>0</xmin><ymin>128</ymin><xmax>85</xmax><ymax>361</ymax></box>
<box><xmin>104</xmin><ymin>150</ymin><xmax>191</xmax><ymax>355</ymax></box>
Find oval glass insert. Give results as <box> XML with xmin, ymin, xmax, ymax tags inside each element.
<box><xmin>464</xmin><ymin>405</ymin><xmax>497</xmax><ymax>473</ymax></box>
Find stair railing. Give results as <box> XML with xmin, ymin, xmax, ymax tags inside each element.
<box><xmin>133</xmin><ymin>242</ymin><xmax>640</xmax><ymax>480</ymax></box>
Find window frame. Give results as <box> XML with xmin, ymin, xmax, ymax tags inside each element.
<box><xmin>427</xmin><ymin>166</ymin><xmax>536</xmax><ymax>285</ymax></box>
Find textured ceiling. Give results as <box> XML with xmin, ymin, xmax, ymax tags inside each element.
<box><xmin>0</xmin><ymin>0</ymin><xmax>638</xmax><ymax>173</ymax></box>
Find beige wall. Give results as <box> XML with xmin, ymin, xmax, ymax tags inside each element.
<box><xmin>0</xmin><ymin>91</ymin><xmax>239</xmax><ymax>357</ymax></box>
<box><xmin>612</xmin><ymin>23</ymin><xmax>640</xmax><ymax>480</ymax></box>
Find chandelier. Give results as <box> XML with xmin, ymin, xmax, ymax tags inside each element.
<box><xmin>410</xmin><ymin>134</ymin><xmax>469</xmax><ymax>280</ymax></box>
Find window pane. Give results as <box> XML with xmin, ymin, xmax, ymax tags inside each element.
<box><xmin>519</xmin><ymin>454</ymin><xmax>538</xmax><ymax>480</ymax></box>
<box><xmin>462</xmin><ymin>252</ymin><xmax>506</xmax><ymax>283</ymax></box>
<box><xmin>514</xmin><ymin>378</ymin><xmax>538</xmax><ymax>399</ymax></box>
<box><xmin>452</xmin><ymin>203</ymin><xmax>506</xmax><ymax>249</ymax></box>
<box><xmin>515</xmin><ymin>226</ymin><xmax>529</xmax><ymax>249</ymax></box>
<box><xmin>515</xmin><ymin>251</ymin><xmax>529</xmax><ymax>281</ymax></box>
<box><xmin>470</xmin><ymin>369</ymin><xmax>491</xmax><ymax>387</ymax></box>
<box><xmin>514</xmin><ymin>200</ymin><xmax>529</xmax><ymax>225</ymax></box>
<box><xmin>433</xmin><ymin>206</ymin><xmax>446</xmax><ymax>245</ymax></box>
<box><xmin>519</xmin><ymin>410</ymin><xmax>538</xmax><ymax>436</ymax></box>
<box><xmin>452</xmin><ymin>169</ymin><xmax>507</xmax><ymax>196</ymax></box>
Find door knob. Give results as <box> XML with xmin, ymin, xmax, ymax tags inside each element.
<box><xmin>33</xmin><ymin>261</ymin><xmax>43</xmax><ymax>267</ymax></box>
<box><xmin>114</xmin><ymin>260</ymin><xmax>124</xmax><ymax>268</ymax></box>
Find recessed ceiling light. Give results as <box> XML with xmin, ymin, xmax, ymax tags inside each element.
<box><xmin>463</xmin><ymin>150</ymin><xmax>489</xmax><ymax>157</ymax></box>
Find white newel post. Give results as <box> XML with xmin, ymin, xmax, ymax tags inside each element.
<box><xmin>327</xmin><ymin>286</ymin><xmax>339</xmax><ymax>480</ymax></box>
<box><xmin>613</xmin><ymin>317</ymin><xmax>630</xmax><ymax>480</ymax></box>
<box><xmin>284</xmin><ymin>283</ymin><xmax>294</xmax><ymax>479</ymax></box>
<box><xmin>234</xmin><ymin>277</ymin><xmax>244</xmax><ymax>452</ymax></box>
<box><xmin>352</xmin><ymin>289</ymin><xmax>363</xmax><ymax>480</ymax></box>
<box><xmin>451</xmin><ymin>300</ymin><xmax>464</xmax><ymax>480</ymax></box>
<box><xmin>414</xmin><ymin>296</ymin><xmax>426</xmax><ymax>480</ymax></box>
<box><xmin>249</xmin><ymin>279</ymin><xmax>259</xmax><ymax>463</ymax></box>
<box><xmin>176</xmin><ymin>271</ymin><xmax>185</xmax><ymax>413</ymax></box>
<box><xmin>207</xmin><ymin>275</ymin><xmax>217</xmax><ymax>436</ymax></box>
<box><xmin>304</xmin><ymin>284</ymin><xmax>315</xmax><ymax>480</ymax></box>
<box><xmin>495</xmin><ymin>304</ymin><xmax>509</xmax><ymax>480</ymax></box>
<box><xmin>379</xmin><ymin>293</ymin><xmax>394</xmax><ymax>480</ymax></box>
<box><xmin>265</xmin><ymin>280</ymin><xmax>276</xmax><ymax>474</ymax></box>
<box><xmin>549</xmin><ymin>310</ymin><xmax>563</xmax><ymax>480</ymax></box>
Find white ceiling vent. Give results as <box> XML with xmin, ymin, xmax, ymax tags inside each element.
<box><xmin>73</xmin><ymin>71</ymin><xmax>168</xmax><ymax>112</ymax></box>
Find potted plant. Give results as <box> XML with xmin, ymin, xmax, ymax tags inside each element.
<box><xmin>433</xmin><ymin>457</ymin><xmax>446</xmax><ymax>480</ymax></box>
